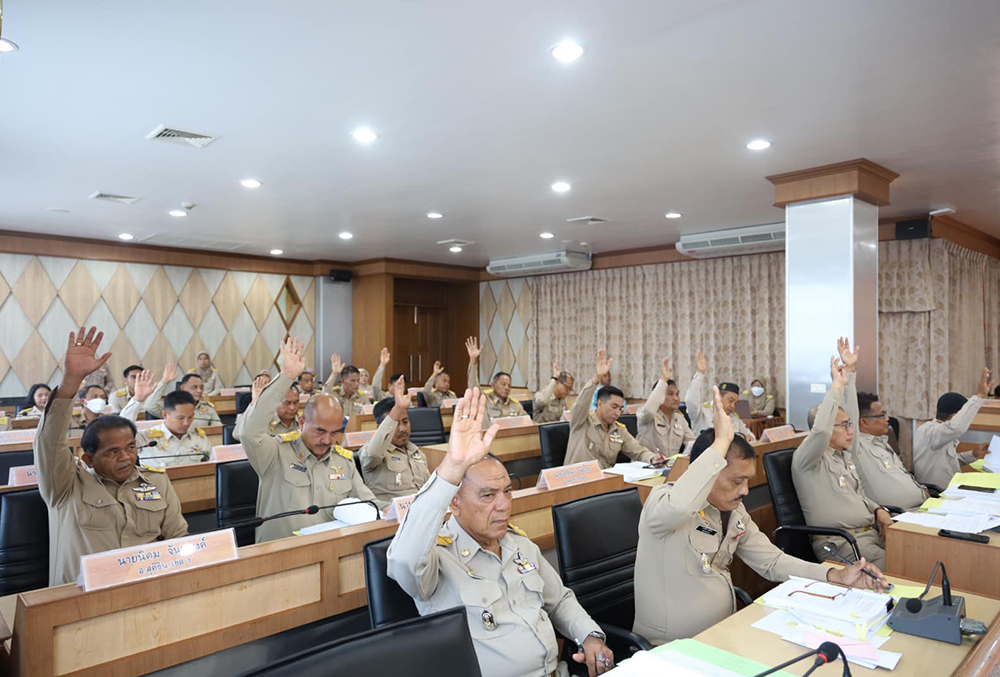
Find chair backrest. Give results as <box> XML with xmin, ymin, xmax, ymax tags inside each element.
<box><xmin>551</xmin><ymin>488</ymin><xmax>642</xmax><ymax>630</ymax></box>
<box><xmin>762</xmin><ymin>448</ymin><xmax>817</xmax><ymax>562</ymax></box>
<box><xmin>618</xmin><ymin>413</ymin><xmax>638</xmax><ymax>437</ymax></box>
<box><xmin>520</xmin><ymin>398</ymin><xmax>533</xmax><ymax>417</ymax></box>
<box><xmin>237</xmin><ymin>606</ymin><xmax>481</xmax><ymax>677</ymax></box>
<box><xmin>539</xmin><ymin>422</ymin><xmax>570</xmax><ymax>469</ymax></box>
<box><xmin>216</xmin><ymin>460</ymin><xmax>260</xmax><ymax>547</ymax></box>
<box><xmin>0</xmin><ymin>450</ymin><xmax>35</xmax><ymax>484</ymax></box>
<box><xmin>678</xmin><ymin>403</ymin><xmax>691</xmax><ymax>428</ymax></box>
<box><xmin>0</xmin><ymin>488</ymin><xmax>49</xmax><ymax>595</ymax></box>
<box><xmin>236</xmin><ymin>391</ymin><xmax>253</xmax><ymax>414</ymax></box>
<box><xmin>363</xmin><ymin>535</ymin><xmax>420</xmax><ymax>628</ymax></box>
<box><xmin>222</xmin><ymin>424</ymin><xmax>237</xmax><ymax>446</ymax></box>
<box><xmin>406</xmin><ymin>408</ymin><xmax>446</xmax><ymax>446</ymax></box>
<box><xmin>888</xmin><ymin>416</ymin><xmax>900</xmax><ymax>441</ymax></box>
<box><xmin>416</xmin><ymin>392</ymin><xmax>428</xmax><ymax>408</ymax></box>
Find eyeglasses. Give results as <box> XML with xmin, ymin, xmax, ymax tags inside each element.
<box><xmin>833</xmin><ymin>421</ymin><xmax>854</xmax><ymax>430</ymax></box>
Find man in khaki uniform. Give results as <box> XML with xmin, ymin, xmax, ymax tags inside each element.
<box><xmin>232</xmin><ymin>380</ymin><xmax>301</xmax><ymax>442</ymax></box>
<box><xmin>245</xmin><ymin>337</ymin><xmax>385</xmax><ymax>543</ymax></box>
<box><xmin>109</xmin><ymin>364</ymin><xmax>143</xmax><ymax>412</ymax></box>
<box><xmin>564</xmin><ymin>350</ymin><xmax>663</xmax><ymax>469</ymax></box>
<box><xmin>634</xmin><ymin>386</ymin><xmax>884</xmax><ymax>645</ymax></box>
<box><xmin>35</xmin><ymin>326</ymin><xmax>188</xmax><ymax>585</ymax></box>
<box><xmin>388</xmin><ymin>387</ymin><xmax>615</xmax><ymax>677</ymax></box>
<box><xmin>0</xmin><ymin>413</ymin><xmax>10</xmax><ymax>431</ymax></box>
<box><xmin>465</xmin><ymin>337</ymin><xmax>526</xmax><ymax>424</ymax></box>
<box><xmin>685</xmin><ymin>351</ymin><xmax>755</xmax><ymax>441</ymax></box>
<box><xmin>324</xmin><ymin>349</ymin><xmax>390</xmax><ymax>408</ymax></box>
<box><xmin>793</xmin><ymin>339</ymin><xmax>893</xmax><ymax>568</ymax></box>
<box><xmin>360</xmin><ymin>377</ymin><xmax>431</xmax><ymax>503</ymax></box>
<box><xmin>145</xmin><ymin>367</ymin><xmax>222</xmax><ymax>427</ymax></box>
<box><xmin>297</xmin><ymin>370</ymin><xmax>322</xmax><ymax>395</ymax></box>
<box><xmin>532</xmin><ymin>361</ymin><xmax>574</xmax><ymax>424</ymax></box>
<box><xmin>135</xmin><ymin>391</ymin><xmax>212</xmax><ymax>467</ymax></box>
<box><xmin>637</xmin><ymin>358</ymin><xmax>695</xmax><ymax>457</ymax></box>
<box><xmin>854</xmin><ymin>392</ymin><xmax>927</xmax><ymax>510</ymax></box>
<box><xmin>913</xmin><ymin>368</ymin><xmax>994</xmax><ymax>488</ymax></box>
<box><xmin>423</xmin><ymin>361</ymin><xmax>456</xmax><ymax>408</ymax></box>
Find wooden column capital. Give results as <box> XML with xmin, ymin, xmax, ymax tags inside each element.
<box><xmin>766</xmin><ymin>158</ymin><xmax>899</xmax><ymax>207</ymax></box>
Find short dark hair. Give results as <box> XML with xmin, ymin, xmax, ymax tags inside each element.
<box><xmin>340</xmin><ymin>365</ymin><xmax>361</xmax><ymax>380</ymax></box>
<box><xmin>556</xmin><ymin>371</ymin><xmax>574</xmax><ymax>385</ymax></box>
<box><xmin>81</xmin><ymin>415</ymin><xmax>137</xmax><ymax>456</ymax></box>
<box><xmin>122</xmin><ymin>364</ymin><xmax>143</xmax><ymax>379</ymax></box>
<box><xmin>652</xmin><ymin>379</ymin><xmax>678</xmax><ymax>392</ymax></box>
<box><xmin>390</xmin><ymin>372</ymin><xmax>405</xmax><ymax>383</ymax></box>
<box><xmin>597</xmin><ymin>385</ymin><xmax>624</xmax><ymax>402</ymax></box>
<box><xmin>180</xmin><ymin>373</ymin><xmax>203</xmax><ymax>387</ymax></box>
<box><xmin>492</xmin><ymin>371</ymin><xmax>511</xmax><ymax>383</ymax></box>
<box><xmin>857</xmin><ymin>392</ymin><xmax>880</xmax><ymax>418</ymax></box>
<box><xmin>79</xmin><ymin>385</ymin><xmax>105</xmax><ymax>400</ymax></box>
<box><xmin>164</xmin><ymin>390</ymin><xmax>197</xmax><ymax>411</ymax></box>
<box><xmin>373</xmin><ymin>397</ymin><xmax>395</xmax><ymax>424</ymax></box>
<box><xmin>690</xmin><ymin>429</ymin><xmax>755</xmax><ymax>463</ymax></box>
<box><xmin>25</xmin><ymin>383</ymin><xmax>51</xmax><ymax>409</ymax></box>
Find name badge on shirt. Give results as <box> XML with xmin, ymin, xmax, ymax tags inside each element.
<box><xmin>696</xmin><ymin>525</ymin><xmax>718</xmax><ymax>536</ymax></box>
<box><xmin>838</xmin><ymin>475</ymin><xmax>846</xmax><ymax>489</ymax></box>
<box><xmin>290</xmin><ymin>463</ymin><xmax>307</xmax><ymax>473</ymax></box>
<box><xmin>514</xmin><ymin>552</ymin><xmax>538</xmax><ymax>574</ymax></box>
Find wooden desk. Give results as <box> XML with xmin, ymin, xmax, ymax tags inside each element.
<box><xmin>886</xmin><ymin>522</ymin><xmax>1000</xmax><ymax>600</ymax></box>
<box><xmin>693</xmin><ymin>575</ymin><xmax>1000</xmax><ymax>676</ymax></box>
<box><xmin>206</xmin><ymin>394</ymin><xmax>237</xmax><ymax>416</ymax></box>
<box><xmin>744</xmin><ymin>415</ymin><xmax>785</xmax><ymax>442</ymax></box>
<box><xmin>7</xmin><ymin>473</ymin><xmax>625</xmax><ymax>676</ymax></box>
<box><xmin>350</xmin><ymin>407</ymin><xmax>456</xmax><ymax>433</ymax></box>
<box><xmin>972</xmin><ymin>403</ymin><xmax>1000</xmax><ymax>430</ymax></box>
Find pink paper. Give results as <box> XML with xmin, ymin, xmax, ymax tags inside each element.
<box><xmin>801</xmin><ymin>630</ymin><xmax>880</xmax><ymax>662</ymax></box>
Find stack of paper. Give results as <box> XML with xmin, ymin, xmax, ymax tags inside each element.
<box><xmin>611</xmin><ymin>639</ymin><xmax>797</xmax><ymax>677</ymax></box>
<box><xmin>981</xmin><ymin>435</ymin><xmax>1000</xmax><ymax>473</ymax></box>
<box><xmin>920</xmin><ymin>495</ymin><xmax>1000</xmax><ymax>517</ymax></box>
<box><xmin>605</xmin><ymin>461</ymin><xmax>663</xmax><ymax>482</ymax></box>
<box><xmin>759</xmin><ymin>576</ymin><xmax>893</xmax><ymax>640</ymax></box>
<box><xmin>892</xmin><ymin>510</ymin><xmax>1000</xmax><ymax>533</ymax></box>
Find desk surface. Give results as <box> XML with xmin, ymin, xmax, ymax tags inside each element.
<box><xmin>694</xmin><ymin>575</ymin><xmax>1000</xmax><ymax>676</ymax></box>
<box><xmin>886</xmin><ymin>521</ymin><xmax>1000</xmax><ymax>600</ymax></box>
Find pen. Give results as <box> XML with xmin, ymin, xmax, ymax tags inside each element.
<box><xmin>822</xmin><ymin>545</ymin><xmax>893</xmax><ymax>592</ymax></box>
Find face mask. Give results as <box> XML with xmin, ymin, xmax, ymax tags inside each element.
<box><xmin>85</xmin><ymin>398</ymin><xmax>107</xmax><ymax>414</ymax></box>
<box><xmin>750</xmin><ymin>386</ymin><xmax>765</xmax><ymax>397</ymax></box>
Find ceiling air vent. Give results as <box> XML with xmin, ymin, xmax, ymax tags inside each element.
<box><xmin>88</xmin><ymin>191</ymin><xmax>140</xmax><ymax>205</ymax></box>
<box><xmin>145</xmin><ymin>124</ymin><xmax>217</xmax><ymax>149</ymax></box>
<box><xmin>436</xmin><ymin>238</ymin><xmax>475</xmax><ymax>247</ymax></box>
<box><xmin>566</xmin><ymin>216</ymin><xmax>609</xmax><ymax>226</ymax></box>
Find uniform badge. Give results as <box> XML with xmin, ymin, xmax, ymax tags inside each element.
<box><xmin>290</xmin><ymin>463</ymin><xmax>307</xmax><ymax>473</ymax></box>
<box><xmin>514</xmin><ymin>552</ymin><xmax>538</xmax><ymax>574</ymax></box>
<box><xmin>329</xmin><ymin>471</ymin><xmax>347</xmax><ymax>480</ymax></box>
<box><xmin>848</xmin><ymin>462</ymin><xmax>856</xmax><ymax>472</ymax></box>
<box><xmin>395</xmin><ymin>472</ymin><xmax>402</xmax><ymax>486</ymax></box>
<box><xmin>609</xmin><ymin>430</ymin><xmax>623</xmax><ymax>444</ymax></box>
<box><xmin>701</xmin><ymin>553</ymin><xmax>712</xmax><ymax>573</ymax></box>
<box><xmin>735</xmin><ymin>519</ymin><xmax>745</xmax><ymax>532</ymax></box>
<box><xmin>838</xmin><ymin>475</ymin><xmax>846</xmax><ymax>489</ymax></box>
<box><xmin>695</xmin><ymin>525</ymin><xmax>718</xmax><ymax>536</ymax></box>
<box><xmin>481</xmin><ymin>610</ymin><xmax>496</xmax><ymax>630</ymax></box>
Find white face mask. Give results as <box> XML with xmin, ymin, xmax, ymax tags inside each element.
<box><xmin>750</xmin><ymin>386</ymin><xmax>765</xmax><ymax>397</ymax></box>
<box><xmin>85</xmin><ymin>398</ymin><xmax>107</xmax><ymax>413</ymax></box>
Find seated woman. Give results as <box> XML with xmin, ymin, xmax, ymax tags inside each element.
<box><xmin>17</xmin><ymin>383</ymin><xmax>52</xmax><ymax>417</ymax></box>
<box><xmin>745</xmin><ymin>376</ymin><xmax>776</xmax><ymax>417</ymax></box>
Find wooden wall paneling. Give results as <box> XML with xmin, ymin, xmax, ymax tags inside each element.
<box><xmin>10</xmin><ymin>330</ymin><xmax>56</xmax><ymax>390</ymax></box>
<box><xmin>447</xmin><ymin>282</ymin><xmax>480</xmax><ymax>393</ymax></box>
<box><xmin>102</xmin><ymin>266</ymin><xmax>141</xmax><ymax>327</ymax></box>
<box><xmin>58</xmin><ymin>262</ymin><xmax>102</xmax><ymax>326</ymax></box>
<box><xmin>10</xmin><ymin>258</ymin><xmax>56</xmax><ymax>325</ymax></box>
<box><xmin>142</xmin><ymin>268</ymin><xmax>177</xmax><ymax>329</ymax></box>
<box><xmin>178</xmin><ymin>271</ymin><xmax>212</xmax><ymax>327</ymax></box>
<box><xmin>351</xmin><ymin>273</ymin><xmax>393</xmax><ymax>366</ymax></box>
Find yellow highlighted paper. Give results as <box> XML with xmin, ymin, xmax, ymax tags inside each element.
<box><xmin>948</xmin><ymin>472</ymin><xmax>1000</xmax><ymax>489</ymax></box>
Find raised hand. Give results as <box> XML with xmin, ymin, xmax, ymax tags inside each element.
<box><xmin>830</xmin><ymin>356</ymin><xmax>848</xmax><ymax>390</ymax></box>
<box><xmin>379</xmin><ymin>347</ymin><xmax>391</xmax><ymax>368</ymax></box>
<box><xmin>393</xmin><ymin>375</ymin><xmax>410</xmax><ymax>411</ymax></box>
<box><xmin>595</xmin><ymin>349</ymin><xmax>613</xmax><ymax>380</ymax></box>
<box><xmin>661</xmin><ymin>357</ymin><xmax>673</xmax><ymax>383</ymax></box>
<box><xmin>162</xmin><ymin>361</ymin><xmax>178</xmax><ymax>383</ymax></box>
<box><xmin>837</xmin><ymin>337</ymin><xmax>859</xmax><ymax>372</ymax></box>
<box><xmin>437</xmin><ymin>387</ymin><xmax>499</xmax><ymax>485</ymax></box>
<box><xmin>552</xmin><ymin>361</ymin><xmax>561</xmax><ymax>378</ymax></box>
<box><xmin>251</xmin><ymin>374</ymin><xmax>269</xmax><ymax>403</ymax></box>
<box><xmin>281</xmin><ymin>337</ymin><xmax>306</xmax><ymax>380</ymax></box>
<box><xmin>433</xmin><ymin>360</ymin><xmax>444</xmax><ymax>376</ymax></box>
<box><xmin>976</xmin><ymin>367</ymin><xmax>995</xmax><ymax>399</ymax></box>
<box><xmin>58</xmin><ymin>327</ymin><xmax>112</xmax><ymax>399</ymax></box>
<box><xmin>696</xmin><ymin>350</ymin><xmax>708</xmax><ymax>374</ymax></box>
<box><xmin>711</xmin><ymin>385</ymin><xmax>734</xmax><ymax>443</ymax></box>
<box><xmin>133</xmin><ymin>369</ymin><xmax>157</xmax><ymax>403</ymax></box>
<box><xmin>465</xmin><ymin>337</ymin><xmax>481</xmax><ymax>362</ymax></box>
<box><xmin>330</xmin><ymin>353</ymin><xmax>343</xmax><ymax>377</ymax></box>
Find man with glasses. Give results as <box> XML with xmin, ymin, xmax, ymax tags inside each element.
<box><xmin>853</xmin><ymin>392</ymin><xmax>928</xmax><ymax>510</ymax></box>
<box><xmin>243</xmin><ymin>337</ymin><xmax>385</xmax><ymax>543</ymax></box>
<box><xmin>792</xmin><ymin>338</ymin><xmax>893</xmax><ymax>568</ymax></box>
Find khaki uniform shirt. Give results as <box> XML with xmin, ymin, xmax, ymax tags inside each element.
<box><xmin>135</xmin><ymin>423</ymin><xmax>211</xmax><ymax>467</ymax></box>
<box><xmin>913</xmin><ymin>396</ymin><xmax>984</xmax><ymax>488</ymax></box>
<box><xmin>34</xmin><ymin>398</ymin><xmax>188</xmax><ymax>585</ymax></box>
<box><xmin>637</xmin><ymin>379</ymin><xmax>696</xmax><ymax>456</ymax></box>
<box><xmin>532</xmin><ymin>379</ymin><xmax>567</xmax><ymax>424</ymax></box>
<box><xmin>564</xmin><ymin>379</ymin><xmax>656</xmax><ymax>468</ymax></box>
<box><xmin>0</xmin><ymin>415</ymin><xmax>9</xmax><ymax>431</ymax></box>
<box><xmin>323</xmin><ymin>364</ymin><xmax>386</xmax><ymax>405</ymax></box>
<box><xmin>422</xmin><ymin>374</ymin><xmax>456</xmax><ymax>408</ymax></box>
<box><xmin>109</xmin><ymin>387</ymin><xmax>134</xmax><ymax>413</ymax></box>
<box><xmin>387</xmin><ymin>473</ymin><xmax>601</xmax><ymax>677</ymax></box>
<box><xmin>745</xmin><ymin>390</ymin><xmax>776</xmax><ymax>417</ymax></box>
<box><xmin>792</xmin><ymin>373</ymin><xmax>885</xmax><ymax>568</ymax></box>
<box><xmin>232</xmin><ymin>409</ymin><xmax>299</xmax><ymax>442</ymax></box>
<box><xmin>634</xmin><ymin>447</ymin><xmax>830</xmax><ymax>644</ymax></box>
<box><xmin>81</xmin><ymin>363</ymin><xmax>115</xmax><ymax>393</ymax></box>
<box><xmin>855</xmin><ymin>433</ymin><xmax>926</xmax><ymax>510</ymax></box>
<box><xmin>359</xmin><ymin>414</ymin><xmax>430</xmax><ymax>503</ymax></box>
<box><xmin>188</xmin><ymin>368</ymin><xmax>222</xmax><ymax>396</ymax></box>
<box><xmin>144</xmin><ymin>380</ymin><xmax>222</xmax><ymax>427</ymax></box>
<box><xmin>685</xmin><ymin>373</ymin><xmax>756</xmax><ymax>441</ymax></box>
<box><xmin>243</xmin><ymin>375</ymin><xmax>384</xmax><ymax>543</ymax></box>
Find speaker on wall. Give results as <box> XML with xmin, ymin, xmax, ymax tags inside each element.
<box><xmin>329</xmin><ymin>269</ymin><xmax>352</xmax><ymax>283</ymax></box>
<box><xmin>895</xmin><ymin>218</ymin><xmax>930</xmax><ymax>240</ymax></box>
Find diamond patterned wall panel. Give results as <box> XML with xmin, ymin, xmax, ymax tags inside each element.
<box><xmin>0</xmin><ymin>254</ymin><xmax>32</xmax><ymax>289</ymax></box>
<box><xmin>37</xmin><ymin>298</ymin><xmax>78</xmax><ymax>363</ymax></box>
<box><xmin>178</xmin><ymin>270</ymin><xmax>212</xmax><ymax>327</ymax></box>
<box><xmin>244</xmin><ymin>275</ymin><xmax>275</xmax><ymax>330</ymax></box>
<box><xmin>0</xmin><ymin>350</ymin><xmax>9</xmax><ymax>392</ymax></box>
<box><xmin>198</xmin><ymin>267</ymin><xmax>226</xmax><ymax>297</ymax></box>
<box><xmin>228</xmin><ymin>271</ymin><xmax>257</xmax><ymax>300</ymax></box>
<box><xmin>163</xmin><ymin>266</ymin><xmax>193</xmax><ymax>297</ymax></box>
<box><xmin>302</xmin><ymin>279</ymin><xmax>317</xmax><ymax>326</ymax></box>
<box><xmin>37</xmin><ymin>256</ymin><xmax>76</xmax><ymax>290</ymax></box>
<box><xmin>0</xmin><ymin>296</ymin><xmax>33</xmax><ymax>367</ymax></box>
<box><xmin>102</xmin><ymin>265</ymin><xmax>140</xmax><ymax>327</ymax></box>
<box><xmin>229</xmin><ymin>305</ymin><xmax>257</xmax><ymax>357</ymax></box>
<box><xmin>196</xmin><ymin>305</ymin><xmax>227</xmax><ymax>358</ymax></box>
<box><xmin>13</xmin><ymin>329</ymin><xmax>57</xmax><ymax>388</ymax></box>
<box><xmin>142</xmin><ymin>267</ymin><xmax>178</xmax><ymax>328</ymax></box>
<box><xmin>60</xmin><ymin>262</ymin><xmax>102</xmax><ymax>326</ymax></box>
<box><xmin>0</xmin><ymin>369</ymin><xmax>24</xmax><ymax>398</ymax></box>
<box><xmin>13</xmin><ymin>257</ymin><xmax>57</xmax><ymax>325</ymax></box>
<box><xmin>233</xmin><ymin>365</ymin><xmax>253</xmax><ymax>388</ymax></box>
<box><xmin>213</xmin><ymin>273</ymin><xmax>244</xmax><ymax>328</ymax></box>
<box><xmin>162</xmin><ymin>303</ymin><xmax>195</xmax><ymax>357</ymax></box>
<box><xmin>0</xmin><ymin>271</ymin><xmax>9</xmax><ymax>307</ymax></box>
<box><xmin>259</xmin><ymin>273</ymin><xmax>287</xmax><ymax>301</ymax></box>
<box><xmin>259</xmin><ymin>307</ymin><xmax>288</xmax><ymax>357</ymax></box>
<box><xmin>213</xmin><ymin>334</ymin><xmax>242</xmax><ymax>388</ymax></box>
<box><xmin>244</xmin><ymin>334</ymin><xmax>274</xmax><ymax>378</ymax></box>
<box><xmin>107</xmin><ymin>332</ymin><xmax>141</xmax><ymax>385</ymax></box>
<box><xmin>144</xmin><ymin>332</ymin><xmax>177</xmax><ymax>378</ymax></box>
<box><xmin>124</xmin><ymin>263</ymin><xmax>158</xmax><ymax>294</ymax></box>
<box><xmin>478</xmin><ymin>280</ymin><xmax>532</xmax><ymax>388</ymax></box>
<box><xmin>84</xmin><ymin>299</ymin><xmax>121</xmax><ymax>353</ymax></box>
<box><xmin>289</xmin><ymin>307</ymin><xmax>314</xmax><ymax>349</ymax></box>
<box><xmin>82</xmin><ymin>260</ymin><xmax>120</xmax><ymax>293</ymax></box>
<box><xmin>125</xmin><ymin>300</ymin><xmax>160</xmax><ymax>358</ymax></box>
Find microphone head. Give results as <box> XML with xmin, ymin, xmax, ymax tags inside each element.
<box><xmin>905</xmin><ymin>598</ymin><xmax>923</xmax><ymax>614</ymax></box>
<box><xmin>305</xmin><ymin>505</ymin><xmax>319</xmax><ymax>515</ymax></box>
<box><xmin>817</xmin><ymin>641</ymin><xmax>841</xmax><ymax>661</ymax></box>
<box><xmin>147</xmin><ymin>440</ymin><xmax>157</xmax><ymax>447</ymax></box>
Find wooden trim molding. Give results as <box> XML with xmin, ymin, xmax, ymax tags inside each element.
<box><xmin>351</xmin><ymin>257</ymin><xmax>482</xmax><ymax>282</ymax></box>
<box><xmin>931</xmin><ymin>214</ymin><xmax>1000</xmax><ymax>260</ymax></box>
<box><xmin>766</xmin><ymin>158</ymin><xmax>899</xmax><ymax>207</ymax></box>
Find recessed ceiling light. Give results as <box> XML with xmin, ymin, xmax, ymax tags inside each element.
<box><xmin>168</xmin><ymin>210</ymin><xmax>187</xmax><ymax>217</ymax></box>
<box><xmin>339</xmin><ymin>232</ymin><xmax>353</xmax><ymax>240</ymax></box>
<box><xmin>540</xmin><ymin>232</ymin><xmax>554</xmax><ymax>239</ymax></box>
<box><xmin>270</xmin><ymin>249</ymin><xmax>283</xmax><ymax>256</ymax></box>
<box><xmin>449</xmin><ymin>246</ymin><xmax>463</xmax><ymax>253</ymax></box>
<box><xmin>351</xmin><ymin>127</ymin><xmax>378</xmax><ymax>144</ymax></box>
<box><xmin>746</xmin><ymin>139</ymin><xmax>771</xmax><ymax>151</ymax></box>
<box><xmin>551</xmin><ymin>181</ymin><xmax>571</xmax><ymax>193</ymax></box>
<box><xmin>551</xmin><ymin>40</ymin><xmax>584</xmax><ymax>63</ymax></box>
<box><xmin>0</xmin><ymin>39</ymin><xmax>19</xmax><ymax>54</ymax></box>
<box><xmin>241</xmin><ymin>179</ymin><xmax>262</xmax><ymax>189</ymax></box>
<box><xmin>118</xmin><ymin>233</ymin><xmax>135</xmax><ymax>241</ymax></box>
<box><xmin>426</xmin><ymin>212</ymin><xmax>443</xmax><ymax>219</ymax></box>
<box><xmin>665</xmin><ymin>212</ymin><xmax>682</xmax><ymax>219</ymax></box>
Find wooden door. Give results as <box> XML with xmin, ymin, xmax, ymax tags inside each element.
<box><xmin>393</xmin><ymin>304</ymin><xmax>445</xmax><ymax>385</ymax></box>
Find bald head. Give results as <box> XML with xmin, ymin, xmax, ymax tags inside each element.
<box><xmin>451</xmin><ymin>455</ymin><xmax>512</xmax><ymax>549</ymax></box>
<box><xmin>300</xmin><ymin>393</ymin><xmax>345</xmax><ymax>458</ymax></box>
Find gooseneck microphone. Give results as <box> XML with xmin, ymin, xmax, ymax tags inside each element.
<box><xmin>752</xmin><ymin>641</ymin><xmax>850</xmax><ymax>677</ymax></box>
<box><xmin>226</xmin><ymin>500</ymin><xmax>382</xmax><ymax>531</ymax></box>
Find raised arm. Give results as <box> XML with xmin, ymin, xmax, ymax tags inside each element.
<box><xmin>323</xmin><ymin>354</ymin><xmax>343</xmax><ymax>393</ymax></box>
<box><xmin>533</xmin><ymin>362</ymin><xmax>560</xmax><ymax>409</ymax></box>
<box><xmin>685</xmin><ymin>351</ymin><xmax>709</xmax><ymax>409</ymax></box>
<box><xmin>929</xmin><ymin>368</ymin><xmax>994</xmax><ymax>451</ymax></box>
<box><xmin>570</xmin><ymin>350</ymin><xmax>611</xmax><ymax>431</ymax></box>
<box><xmin>639</xmin><ymin>358</ymin><xmax>672</xmax><ymax>423</ymax></box>
<box><xmin>794</xmin><ymin>356</ymin><xmax>848</xmax><ymax>472</ymax></box>
<box><xmin>838</xmin><ymin>339</ymin><xmax>861</xmax><ymax>454</ymax></box>
<box><xmin>465</xmin><ymin>337</ymin><xmax>481</xmax><ymax>388</ymax></box>
<box><xmin>424</xmin><ymin>361</ymin><xmax>444</xmax><ymax>394</ymax></box>
<box><xmin>361</xmin><ymin>377</ymin><xmax>408</xmax><ymax>473</ymax></box>
<box><xmin>120</xmin><ymin>369</ymin><xmax>156</xmax><ymax>422</ymax></box>
<box><xmin>370</xmin><ymin>348</ymin><xmax>390</xmax><ymax>400</ymax></box>
<box><xmin>244</xmin><ymin>338</ymin><xmax>305</xmax><ymax>475</ymax></box>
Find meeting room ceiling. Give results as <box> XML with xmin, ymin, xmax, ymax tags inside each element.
<box><xmin>0</xmin><ymin>0</ymin><xmax>998</xmax><ymax>265</ymax></box>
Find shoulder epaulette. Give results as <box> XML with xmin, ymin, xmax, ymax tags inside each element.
<box><xmin>508</xmin><ymin>524</ymin><xmax>527</xmax><ymax>537</ymax></box>
<box><xmin>335</xmin><ymin>445</ymin><xmax>353</xmax><ymax>460</ymax></box>
<box><xmin>484</xmin><ymin>388</ymin><xmax>494</xmax><ymax>395</ymax></box>
<box><xmin>742</xmin><ymin>389</ymin><xmax>749</xmax><ymax>394</ymax></box>
<box><xmin>0</xmin><ymin>417</ymin><xmax>7</xmax><ymax>425</ymax></box>
<box><xmin>203</xmin><ymin>400</ymin><xmax>216</xmax><ymax>408</ymax></box>
<box><xmin>115</xmin><ymin>388</ymin><xmax>128</xmax><ymax>397</ymax></box>
<box><xmin>148</xmin><ymin>429</ymin><xmax>164</xmax><ymax>438</ymax></box>
<box><xmin>280</xmin><ymin>430</ymin><xmax>301</xmax><ymax>442</ymax></box>
<box><xmin>141</xmin><ymin>464</ymin><xmax>165</xmax><ymax>473</ymax></box>
<box><xmin>188</xmin><ymin>368</ymin><xmax>197</xmax><ymax>373</ymax></box>
<box><xmin>268</xmin><ymin>420</ymin><xmax>277</xmax><ymax>431</ymax></box>
<box><xmin>332</xmin><ymin>385</ymin><xmax>342</xmax><ymax>392</ymax></box>
<box><xmin>436</xmin><ymin>536</ymin><xmax>453</xmax><ymax>546</ymax></box>
<box><xmin>211</xmin><ymin>367</ymin><xmax>217</xmax><ymax>372</ymax></box>
<box><xmin>196</xmin><ymin>427</ymin><xmax>206</xmax><ymax>438</ymax></box>
<box><xmin>766</xmin><ymin>394</ymin><xmax>774</xmax><ymax>399</ymax></box>
<box><xmin>615</xmin><ymin>421</ymin><xmax>626</xmax><ymax>428</ymax></box>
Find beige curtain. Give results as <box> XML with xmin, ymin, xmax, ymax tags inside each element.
<box><xmin>946</xmin><ymin>241</ymin><xmax>988</xmax><ymax>394</ymax></box>
<box><xmin>986</xmin><ymin>255</ymin><xmax>1000</xmax><ymax>380</ymax></box>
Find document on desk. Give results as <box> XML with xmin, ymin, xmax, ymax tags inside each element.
<box><xmin>298</xmin><ymin>519</ymin><xmax>349</xmax><ymax>535</ymax></box>
<box><xmin>784</xmin><ymin>627</ymin><xmax>902</xmax><ymax>670</ymax></box>
<box><xmin>948</xmin><ymin>471</ymin><xmax>1000</xmax><ymax>490</ymax></box>
<box><xmin>893</xmin><ymin>510</ymin><xmax>1000</xmax><ymax>533</ymax></box>
<box><xmin>604</xmin><ymin>461</ymin><xmax>662</xmax><ymax>482</ymax></box>
<box><xmin>759</xmin><ymin>577</ymin><xmax>893</xmax><ymax>640</ymax></box>
<box><xmin>921</xmin><ymin>496</ymin><xmax>1000</xmax><ymax>517</ymax></box>
<box><xmin>639</xmin><ymin>639</ymin><xmax>797</xmax><ymax>677</ymax></box>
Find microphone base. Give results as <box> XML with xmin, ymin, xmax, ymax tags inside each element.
<box><xmin>888</xmin><ymin>594</ymin><xmax>965</xmax><ymax>645</ymax></box>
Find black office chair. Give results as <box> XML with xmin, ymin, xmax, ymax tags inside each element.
<box><xmin>551</xmin><ymin>488</ymin><xmax>652</xmax><ymax>657</ymax></box>
<box><xmin>236</xmin><ymin>391</ymin><xmax>253</xmax><ymax>415</ymax></box>
<box><xmin>618</xmin><ymin>413</ymin><xmax>638</xmax><ymax>438</ymax></box>
<box><xmin>763</xmin><ymin>449</ymin><xmax>861</xmax><ymax>562</ymax></box>
<box><xmin>0</xmin><ymin>488</ymin><xmax>49</xmax><ymax>595</ymax></box>
<box><xmin>236</xmin><ymin>607</ymin><xmax>482</xmax><ymax>677</ymax></box>
<box><xmin>521</xmin><ymin>398</ymin><xmax>533</xmax><ymax>417</ymax></box>
<box><xmin>216</xmin><ymin>460</ymin><xmax>260</xmax><ymax>547</ymax></box>
<box><xmin>678</xmin><ymin>403</ymin><xmax>692</xmax><ymax>429</ymax></box>
<box><xmin>0</xmin><ymin>450</ymin><xmax>35</xmax><ymax>484</ymax></box>
<box><xmin>222</xmin><ymin>424</ymin><xmax>237</xmax><ymax>446</ymax></box>
<box><xmin>363</xmin><ymin>535</ymin><xmax>420</xmax><ymax>629</ymax></box>
<box><xmin>539</xmin><ymin>422</ymin><xmax>570</xmax><ymax>469</ymax></box>
<box><xmin>887</xmin><ymin>416</ymin><xmax>900</xmax><ymax>442</ymax></box>
<box><xmin>416</xmin><ymin>392</ymin><xmax>428</xmax><ymax>408</ymax></box>
<box><xmin>407</xmin><ymin>408</ymin><xmax>446</xmax><ymax>446</ymax></box>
